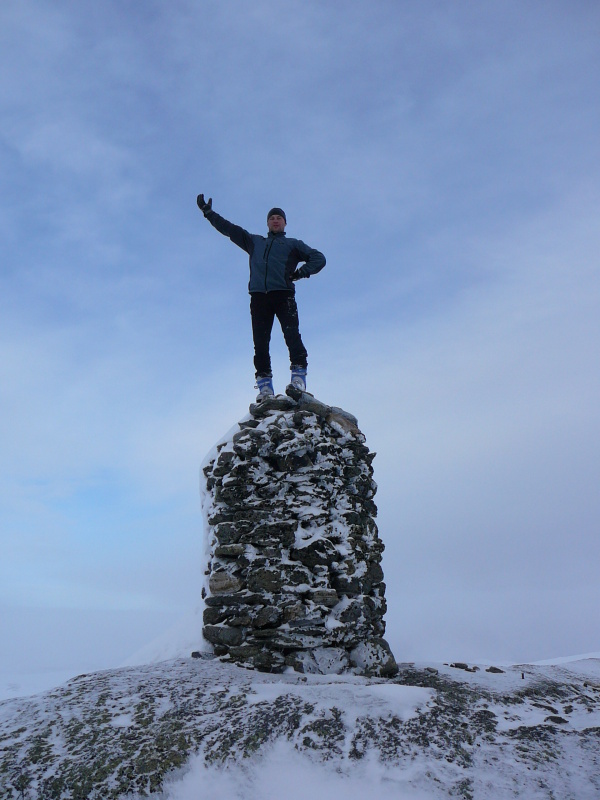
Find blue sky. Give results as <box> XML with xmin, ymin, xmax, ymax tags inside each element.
<box><xmin>1</xmin><ymin>0</ymin><xmax>599</xmax><ymax>674</ymax></box>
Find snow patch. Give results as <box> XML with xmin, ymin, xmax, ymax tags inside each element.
<box><xmin>246</xmin><ymin>679</ymin><xmax>434</xmax><ymax>724</ymax></box>
<box><xmin>151</xmin><ymin>740</ymin><xmax>441</xmax><ymax>800</ymax></box>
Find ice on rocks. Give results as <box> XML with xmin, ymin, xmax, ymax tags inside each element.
<box><xmin>199</xmin><ymin>392</ymin><xmax>397</xmax><ymax>676</ymax></box>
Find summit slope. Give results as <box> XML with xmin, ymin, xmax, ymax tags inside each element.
<box><xmin>1</xmin><ymin>656</ymin><xmax>599</xmax><ymax>799</ymax></box>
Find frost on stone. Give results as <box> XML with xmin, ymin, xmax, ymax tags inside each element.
<box><xmin>200</xmin><ymin>392</ymin><xmax>397</xmax><ymax>676</ymax></box>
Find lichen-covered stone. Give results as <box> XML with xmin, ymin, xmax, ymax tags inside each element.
<box><xmin>310</xmin><ymin>588</ymin><xmax>340</xmax><ymax>607</ymax></box>
<box><xmin>208</xmin><ymin>572</ymin><xmax>243</xmax><ymax>595</ymax></box>
<box><xmin>203</xmin><ymin>625</ymin><xmax>244</xmax><ymax>647</ymax></box>
<box><xmin>200</xmin><ymin>390</ymin><xmax>397</xmax><ymax>676</ymax></box>
<box><xmin>349</xmin><ymin>638</ymin><xmax>398</xmax><ymax>677</ymax></box>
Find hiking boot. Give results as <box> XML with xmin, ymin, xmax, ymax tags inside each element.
<box><xmin>255</xmin><ymin>375</ymin><xmax>274</xmax><ymax>402</ymax></box>
<box><xmin>288</xmin><ymin>366</ymin><xmax>307</xmax><ymax>392</ymax></box>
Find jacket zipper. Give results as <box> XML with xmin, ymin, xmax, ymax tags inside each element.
<box><xmin>263</xmin><ymin>238</ymin><xmax>275</xmax><ymax>291</ymax></box>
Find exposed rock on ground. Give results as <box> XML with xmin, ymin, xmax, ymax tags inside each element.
<box><xmin>200</xmin><ymin>390</ymin><xmax>396</xmax><ymax>676</ymax></box>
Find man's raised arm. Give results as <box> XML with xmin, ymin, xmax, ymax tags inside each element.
<box><xmin>196</xmin><ymin>194</ymin><xmax>253</xmax><ymax>254</ymax></box>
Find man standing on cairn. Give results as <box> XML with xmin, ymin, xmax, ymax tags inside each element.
<box><xmin>197</xmin><ymin>195</ymin><xmax>326</xmax><ymax>401</ymax></box>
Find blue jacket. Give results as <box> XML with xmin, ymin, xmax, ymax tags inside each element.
<box><xmin>205</xmin><ymin>210</ymin><xmax>326</xmax><ymax>293</ymax></box>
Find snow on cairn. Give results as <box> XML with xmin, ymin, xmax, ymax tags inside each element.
<box><xmin>199</xmin><ymin>390</ymin><xmax>398</xmax><ymax>676</ymax></box>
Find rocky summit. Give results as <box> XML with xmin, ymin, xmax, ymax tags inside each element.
<box><xmin>200</xmin><ymin>390</ymin><xmax>397</xmax><ymax>676</ymax></box>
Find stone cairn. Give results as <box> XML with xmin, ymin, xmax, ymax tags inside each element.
<box><xmin>200</xmin><ymin>390</ymin><xmax>398</xmax><ymax>676</ymax></box>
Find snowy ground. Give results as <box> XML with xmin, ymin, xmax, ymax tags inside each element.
<box><xmin>150</xmin><ymin>667</ymin><xmax>440</xmax><ymax>800</ymax></box>
<box><xmin>2</xmin><ymin>607</ymin><xmax>599</xmax><ymax>800</ymax></box>
<box><xmin>1</xmin><ymin>652</ymin><xmax>599</xmax><ymax>800</ymax></box>
<box><xmin>154</xmin><ymin>740</ymin><xmax>440</xmax><ymax>800</ymax></box>
<box><xmin>131</xmin><ymin>657</ymin><xmax>600</xmax><ymax>800</ymax></box>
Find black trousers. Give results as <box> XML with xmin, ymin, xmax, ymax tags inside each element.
<box><xmin>250</xmin><ymin>291</ymin><xmax>308</xmax><ymax>377</ymax></box>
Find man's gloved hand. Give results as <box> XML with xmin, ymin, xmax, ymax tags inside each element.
<box><xmin>197</xmin><ymin>194</ymin><xmax>212</xmax><ymax>216</ymax></box>
<box><xmin>291</xmin><ymin>266</ymin><xmax>310</xmax><ymax>281</ymax></box>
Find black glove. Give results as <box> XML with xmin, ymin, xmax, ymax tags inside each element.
<box><xmin>197</xmin><ymin>194</ymin><xmax>212</xmax><ymax>216</ymax></box>
<box><xmin>291</xmin><ymin>267</ymin><xmax>309</xmax><ymax>281</ymax></box>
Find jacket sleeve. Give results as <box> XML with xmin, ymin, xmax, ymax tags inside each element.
<box><xmin>205</xmin><ymin>210</ymin><xmax>254</xmax><ymax>255</ymax></box>
<box><xmin>296</xmin><ymin>240</ymin><xmax>326</xmax><ymax>277</ymax></box>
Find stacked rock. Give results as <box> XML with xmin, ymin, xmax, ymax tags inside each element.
<box><xmin>200</xmin><ymin>391</ymin><xmax>397</xmax><ymax>676</ymax></box>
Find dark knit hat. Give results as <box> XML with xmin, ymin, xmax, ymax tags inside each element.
<box><xmin>267</xmin><ymin>207</ymin><xmax>286</xmax><ymax>222</ymax></box>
